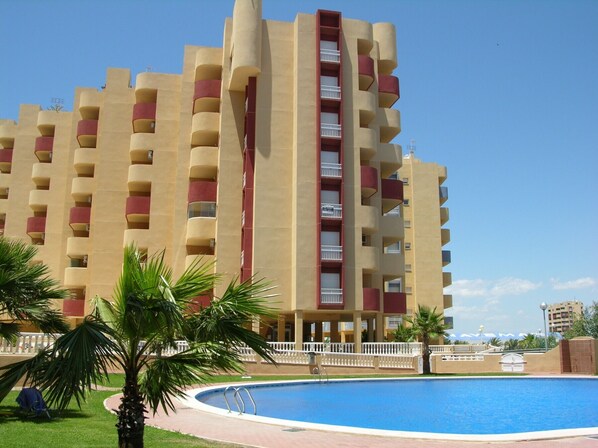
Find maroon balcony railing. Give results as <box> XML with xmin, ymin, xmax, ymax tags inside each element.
<box><xmin>358</xmin><ymin>55</ymin><xmax>375</xmax><ymax>89</ymax></box>
<box><xmin>34</xmin><ymin>136</ymin><xmax>54</xmax><ymax>152</ymax></box>
<box><xmin>69</xmin><ymin>206</ymin><xmax>91</xmax><ymax>226</ymax></box>
<box><xmin>378</xmin><ymin>74</ymin><xmax>400</xmax><ymax>107</ymax></box>
<box><xmin>188</xmin><ymin>180</ymin><xmax>217</xmax><ymax>203</ymax></box>
<box><xmin>76</xmin><ymin>120</ymin><xmax>98</xmax><ymax>138</ymax></box>
<box><xmin>383</xmin><ymin>292</ymin><xmax>407</xmax><ymax>314</ymax></box>
<box><xmin>194</xmin><ymin>80</ymin><xmax>222</xmax><ymax>101</ymax></box>
<box><xmin>360</xmin><ymin>165</ymin><xmax>378</xmax><ymax>197</ymax></box>
<box><xmin>125</xmin><ymin>196</ymin><xmax>151</xmax><ymax>216</ymax></box>
<box><xmin>381</xmin><ymin>178</ymin><xmax>404</xmax><ymax>202</ymax></box>
<box><xmin>26</xmin><ymin>216</ymin><xmax>46</xmax><ymax>235</ymax></box>
<box><xmin>63</xmin><ymin>299</ymin><xmax>85</xmax><ymax>317</ymax></box>
<box><xmin>363</xmin><ymin>287</ymin><xmax>380</xmax><ymax>311</ymax></box>
<box><xmin>132</xmin><ymin>103</ymin><xmax>157</xmax><ymax>121</ymax></box>
<box><xmin>0</xmin><ymin>148</ymin><xmax>13</xmax><ymax>163</ymax></box>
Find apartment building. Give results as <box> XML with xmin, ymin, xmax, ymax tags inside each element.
<box><xmin>0</xmin><ymin>0</ymin><xmax>451</xmax><ymax>349</ymax></box>
<box><xmin>547</xmin><ymin>301</ymin><xmax>584</xmax><ymax>333</ymax></box>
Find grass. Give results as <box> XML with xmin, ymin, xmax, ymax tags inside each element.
<box><xmin>0</xmin><ymin>372</ymin><xmax>528</xmax><ymax>447</ymax></box>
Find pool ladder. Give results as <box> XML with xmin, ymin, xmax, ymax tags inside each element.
<box><xmin>311</xmin><ymin>365</ymin><xmax>329</xmax><ymax>383</ymax></box>
<box><xmin>223</xmin><ymin>386</ymin><xmax>257</xmax><ymax>415</ymax></box>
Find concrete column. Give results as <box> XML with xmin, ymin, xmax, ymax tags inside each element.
<box><xmin>330</xmin><ymin>321</ymin><xmax>340</xmax><ymax>342</ymax></box>
<box><xmin>367</xmin><ymin>318</ymin><xmax>374</xmax><ymax>342</ymax></box>
<box><xmin>294</xmin><ymin>311</ymin><xmax>303</xmax><ymax>350</ymax></box>
<box><xmin>315</xmin><ymin>322</ymin><xmax>323</xmax><ymax>341</ymax></box>
<box><xmin>376</xmin><ymin>313</ymin><xmax>385</xmax><ymax>342</ymax></box>
<box><xmin>252</xmin><ymin>318</ymin><xmax>260</xmax><ymax>335</ymax></box>
<box><xmin>277</xmin><ymin>315</ymin><xmax>286</xmax><ymax>342</ymax></box>
<box><xmin>353</xmin><ymin>312</ymin><xmax>362</xmax><ymax>353</ymax></box>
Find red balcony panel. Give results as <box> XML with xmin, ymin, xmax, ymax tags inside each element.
<box><xmin>381</xmin><ymin>178</ymin><xmax>404</xmax><ymax>202</ymax></box>
<box><xmin>360</xmin><ymin>165</ymin><xmax>378</xmax><ymax>197</ymax></box>
<box><xmin>378</xmin><ymin>75</ymin><xmax>400</xmax><ymax>107</ymax></box>
<box><xmin>358</xmin><ymin>55</ymin><xmax>375</xmax><ymax>89</ymax></box>
<box><xmin>125</xmin><ymin>196</ymin><xmax>151</xmax><ymax>215</ymax></box>
<box><xmin>194</xmin><ymin>79</ymin><xmax>222</xmax><ymax>101</ymax></box>
<box><xmin>189</xmin><ymin>291</ymin><xmax>212</xmax><ymax>312</ymax></box>
<box><xmin>35</xmin><ymin>136</ymin><xmax>54</xmax><ymax>152</ymax></box>
<box><xmin>188</xmin><ymin>180</ymin><xmax>217</xmax><ymax>203</ymax></box>
<box><xmin>363</xmin><ymin>287</ymin><xmax>380</xmax><ymax>311</ymax></box>
<box><xmin>63</xmin><ymin>299</ymin><xmax>85</xmax><ymax>317</ymax></box>
<box><xmin>69</xmin><ymin>206</ymin><xmax>91</xmax><ymax>225</ymax></box>
<box><xmin>76</xmin><ymin>120</ymin><xmax>98</xmax><ymax>137</ymax></box>
<box><xmin>384</xmin><ymin>292</ymin><xmax>407</xmax><ymax>314</ymax></box>
<box><xmin>0</xmin><ymin>148</ymin><xmax>13</xmax><ymax>163</ymax></box>
<box><xmin>132</xmin><ymin>103</ymin><xmax>157</xmax><ymax>121</ymax></box>
<box><xmin>26</xmin><ymin>216</ymin><xmax>46</xmax><ymax>234</ymax></box>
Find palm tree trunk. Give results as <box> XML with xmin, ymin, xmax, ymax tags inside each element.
<box><xmin>117</xmin><ymin>375</ymin><xmax>146</xmax><ymax>448</ymax></box>
<box><xmin>422</xmin><ymin>338</ymin><xmax>431</xmax><ymax>374</ymax></box>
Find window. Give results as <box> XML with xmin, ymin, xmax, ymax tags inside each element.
<box><xmin>321</xmin><ymin>112</ymin><xmax>339</xmax><ymax>124</ymax></box>
<box><xmin>321</xmin><ymin>272</ymin><xmax>340</xmax><ymax>289</ymax></box>
<box><xmin>404</xmin><ymin>220</ymin><xmax>411</xmax><ymax>228</ymax></box>
<box><xmin>405</xmin><ymin>242</ymin><xmax>411</xmax><ymax>250</ymax></box>
<box><xmin>403</xmin><ymin>199</ymin><xmax>409</xmax><ymax>206</ymax></box>
<box><xmin>320</xmin><ymin>40</ymin><xmax>338</xmax><ymax>51</ymax></box>
<box><xmin>321</xmin><ymin>189</ymin><xmax>340</xmax><ymax>204</ymax></box>
<box><xmin>386</xmin><ymin>279</ymin><xmax>402</xmax><ymax>292</ymax></box>
<box><xmin>321</xmin><ymin>231</ymin><xmax>340</xmax><ymax>246</ymax></box>
<box><xmin>402</xmin><ymin>178</ymin><xmax>409</xmax><ymax>185</ymax></box>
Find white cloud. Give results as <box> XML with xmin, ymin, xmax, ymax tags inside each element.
<box><xmin>446</xmin><ymin>277</ymin><xmax>541</xmax><ymax>298</ymax></box>
<box><xmin>550</xmin><ymin>277</ymin><xmax>597</xmax><ymax>290</ymax></box>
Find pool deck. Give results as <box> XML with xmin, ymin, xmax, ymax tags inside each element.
<box><xmin>104</xmin><ymin>388</ymin><xmax>598</xmax><ymax>448</ymax></box>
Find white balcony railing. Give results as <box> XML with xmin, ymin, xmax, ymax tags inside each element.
<box><xmin>320</xmin><ymin>85</ymin><xmax>341</xmax><ymax>100</ymax></box>
<box><xmin>321</xmin><ymin>245</ymin><xmax>342</xmax><ymax>261</ymax></box>
<box><xmin>321</xmin><ymin>288</ymin><xmax>343</xmax><ymax>304</ymax></box>
<box><xmin>320</xmin><ymin>48</ymin><xmax>340</xmax><ymax>63</ymax></box>
<box><xmin>321</xmin><ymin>162</ymin><xmax>342</xmax><ymax>178</ymax></box>
<box><xmin>384</xmin><ymin>206</ymin><xmax>401</xmax><ymax>217</ymax></box>
<box><xmin>321</xmin><ymin>123</ymin><xmax>341</xmax><ymax>138</ymax></box>
<box><xmin>321</xmin><ymin>202</ymin><xmax>342</xmax><ymax>219</ymax></box>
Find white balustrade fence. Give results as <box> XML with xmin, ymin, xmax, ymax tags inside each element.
<box><xmin>362</xmin><ymin>342</ymin><xmax>422</xmax><ymax>356</ymax></box>
<box><xmin>0</xmin><ymin>332</ymin><xmax>58</xmax><ymax>355</ymax></box>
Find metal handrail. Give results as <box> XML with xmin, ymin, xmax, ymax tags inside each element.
<box><xmin>223</xmin><ymin>385</ymin><xmax>257</xmax><ymax>415</ymax></box>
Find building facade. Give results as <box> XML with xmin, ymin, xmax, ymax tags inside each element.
<box><xmin>547</xmin><ymin>301</ymin><xmax>584</xmax><ymax>333</ymax></box>
<box><xmin>0</xmin><ymin>0</ymin><xmax>451</xmax><ymax>349</ymax></box>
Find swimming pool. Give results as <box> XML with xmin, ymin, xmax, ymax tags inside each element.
<box><xmin>188</xmin><ymin>377</ymin><xmax>598</xmax><ymax>441</ymax></box>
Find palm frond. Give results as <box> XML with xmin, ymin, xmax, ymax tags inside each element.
<box><xmin>140</xmin><ymin>341</ymin><xmax>242</xmax><ymax>414</ymax></box>
<box><xmin>0</xmin><ymin>350</ymin><xmax>52</xmax><ymax>402</ymax></box>
<box><xmin>0</xmin><ymin>322</ymin><xmax>20</xmax><ymax>344</ymax></box>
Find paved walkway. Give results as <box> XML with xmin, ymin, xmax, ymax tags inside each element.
<box><xmin>104</xmin><ymin>393</ymin><xmax>598</xmax><ymax>448</ymax></box>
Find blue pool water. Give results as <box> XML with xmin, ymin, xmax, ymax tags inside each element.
<box><xmin>196</xmin><ymin>378</ymin><xmax>598</xmax><ymax>435</ymax></box>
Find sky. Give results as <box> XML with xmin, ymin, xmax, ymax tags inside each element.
<box><xmin>1</xmin><ymin>0</ymin><xmax>597</xmax><ymax>337</ymax></box>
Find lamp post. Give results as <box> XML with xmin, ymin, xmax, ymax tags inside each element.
<box><xmin>478</xmin><ymin>325</ymin><xmax>485</xmax><ymax>346</ymax></box>
<box><xmin>540</xmin><ymin>302</ymin><xmax>548</xmax><ymax>352</ymax></box>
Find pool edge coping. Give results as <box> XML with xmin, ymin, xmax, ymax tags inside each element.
<box><xmin>180</xmin><ymin>375</ymin><xmax>598</xmax><ymax>443</ymax></box>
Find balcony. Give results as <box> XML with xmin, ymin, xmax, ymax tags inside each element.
<box><xmin>357</xmin><ymin>90</ymin><xmax>376</xmax><ymax>126</ymax></box>
<box><xmin>63</xmin><ymin>267</ymin><xmax>88</xmax><ymax>289</ymax></box>
<box><xmin>132</xmin><ymin>103</ymin><xmax>157</xmax><ymax>134</ymax></box>
<box><xmin>440</xmin><ymin>207</ymin><xmax>449</xmax><ymax>225</ymax></box>
<box><xmin>321</xmin><ymin>245</ymin><xmax>342</xmax><ymax>262</ymax></box>
<box><xmin>0</xmin><ymin>121</ymin><xmax>16</xmax><ymax>148</ymax></box>
<box><xmin>381</xmin><ymin>178</ymin><xmax>404</xmax><ymax>213</ymax></box>
<box><xmin>381</xmin><ymin>253</ymin><xmax>405</xmax><ymax>277</ymax></box>
<box><xmin>320</xmin><ymin>48</ymin><xmax>340</xmax><ymax>64</ymax></box>
<box><xmin>320</xmin><ymin>288</ymin><xmax>343</xmax><ymax>305</ymax></box>
<box><xmin>69</xmin><ymin>206</ymin><xmax>91</xmax><ymax>231</ymax></box>
<box><xmin>361</xmin><ymin>246</ymin><xmax>379</xmax><ymax>273</ymax></box>
<box><xmin>189</xmin><ymin>146</ymin><xmax>218</xmax><ymax>179</ymax></box>
<box><xmin>193</xmin><ymin>79</ymin><xmax>221</xmax><ymax>114</ymax></box>
<box><xmin>76</xmin><ymin>120</ymin><xmax>98</xmax><ymax>148</ymax></box>
<box><xmin>321</xmin><ymin>162</ymin><xmax>341</xmax><ymax>179</ymax></box>
<box><xmin>186</xmin><ymin>217</ymin><xmax>216</xmax><ymax>247</ymax></box>
<box><xmin>378</xmin><ymin>143</ymin><xmax>402</xmax><ymax>178</ymax></box>
<box><xmin>28</xmin><ymin>189</ymin><xmax>49</xmax><ymax>212</ymax></box>
<box><xmin>26</xmin><ymin>216</ymin><xmax>46</xmax><ymax>238</ymax></box>
<box><xmin>188</xmin><ymin>180</ymin><xmax>217</xmax><ymax>203</ymax></box>
<box><xmin>321</xmin><ymin>123</ymin><xmax>341</xmax><ymax>139</ymax></box>
<box><xmin>363</xmin><ymin>288</ymin><xmax>380</xmax><ymax>311</ymax></box>
<box><xmin>34</xmin><ymin>136</ymin><xmax>54</xmax><ymax>162</ymax></box>
<box><xmin>442</xmin><ymin>250</ymin><xmax>452</xmax><ymax>266</ymax></box>
<box><xmin>378</xmin><ymin>74</ymin><xmax>400</xmax><ymax>108</ymax></box>
<box><xmin>439</xmin><ymin>186</ymin><xmax>449</xmax><ymax>204</ymax></box>
<box><xmin>321</xmin><ymin>202</ymin><xmax>342</xmax><ymax>219</ymax></box>
<box><xmin>320</xmin><ymin>84</ymin><xmax>341</xmax><ymax>100</ymax></box>
<box><xmin>0</xmin><ymin>148</ymin><xmax>13</xmax><ymax>173</ymax></box>
<box><xmin>73</xmin><ymin>147</ymin><xmax>98</xmax><ymax>177</ymax></box>
<box><xmin>358</xmin><ymin>127</ymin><xmax>377</xmax><ymax>160</ymax></box>
<box><xmin>359</xmin><ymin>205</ymin><xmax>379</xmax><ymax>234</ymax></box>
<box><xmin>443</xmin><ymin>272</ymin><xmax>452</xmax><ymax>287</ymax></box>
<box><xmin>194</xmin><ymin>47</ymin><xmax>223</xmax><ymax>81</ymax></box>
<box><xmin>127</xmin><ymin>164</ymin><xmax>152</xmax><ymax>193</ymax></box>
<box><xmin>358</xmin><ymin>55</ymin><xmax>375</xmax><ymax>90</ymax></box>
<box><xmin>379</xmin><ymin>108</ymin><xmax>401</xmax><ymax>143</ymax></box>
<box><xmin>71</xmin><ymin>177</ymin><xmax>96</xmax><ymax>202</ymax></box>
<box><xmin>125</xmin><ymin>196</ymin><xmax>150</xmax><ymax>223</ymax></box>
<box><xmin>360</xmin><ymin>165</ymin><xmax>378</xmax><ymax>198</ymax></box>
<box><xmin>62</xmin><ymin>299</ymin><xmax>85</xmax><ymax>317</ymax></box>
<box><xmin>444</xmin><ymin>294</ymin><xmax>453</xmax><ymax>309</ymax></box>
<box><xmin>185</xmin><ymin>254</ymin><xmax>215</xmax><ymax>271</ymax></box>
<box><xmin>79</xmin><ymin>90</ymin><xmax>101</xmax><ymax>119</ymax></box>
<box><xmin>36</xmin><ymin>111</ymin><xmax>59</xmax><ymax>136</ymax></box>
<box><xmin>30</xmin><ymin>163</ymin><xmax>50</xmax><ymax>189</ymax></box>
<box><xmin>441</xmin><ymin>228</ymin><xmax>451</xmax><ymax>246</ymax></box>
<box><xmin>123</xmin><ymin>229</ymin><xmax>151</xmax><ymax>248</ymax></box>
<box><xmin>66</xmin><ymin>237</ymin><xmax>90</xmax><ymax>258</ymax></box>
<box><xmin>191</xmin><ymin>112</ymin><xmax>219</xmax><ymax>147</ymax></box>
<box><xmin>383</xmin><ymin>292</ymin><xmax>407</xmax><ymax>314</ymax></box>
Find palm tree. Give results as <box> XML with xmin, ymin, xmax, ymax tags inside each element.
<box><xmin>487</xmin><ymin>337</ymin><xmax>503</xmax><ymax>348</ymax></box>
<box><xmin>0</xmin><ymin>237</ymin><xmax>69</xmax><ymax>342</ymax></box>
<box><xmin>392</xmin><ymin>322</ymin><xmax>414</xmax><ymax>342</ymax></box>
<box><xmin>0</xmin><ymin>245</ymin><xmax>277</xmax><ymax>448</ymax></box>
<box><xmin>405</xmin><ymin>304</ymin><xmax>449</xmax><ymax>374</ymax></box>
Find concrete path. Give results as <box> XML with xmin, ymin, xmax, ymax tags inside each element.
<box><xmin>104</xmin><ymin>393</ymin><xmax>598</xmax><ymax>448</ymax></box>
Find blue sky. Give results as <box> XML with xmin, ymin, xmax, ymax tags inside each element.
<box><xmin>1</xmin><ymin>0</ymin><xmax>596</xmax><ymax>336</ymax></box>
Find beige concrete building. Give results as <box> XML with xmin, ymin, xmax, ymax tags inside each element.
<box><xmin>0</xmin><ymin>0</ymin><xmax>451</xmax><ymax>348</ymax></box>
<box><xmin>547</xmin><ymin>300</ymin><xmax>584</xmax><ymax>333</ymax></box>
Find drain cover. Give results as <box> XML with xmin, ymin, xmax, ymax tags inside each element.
<box><xmin>282</xmin><ymin>428</ymin><xmax>305</xmax><ymax>432</ymax></box>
